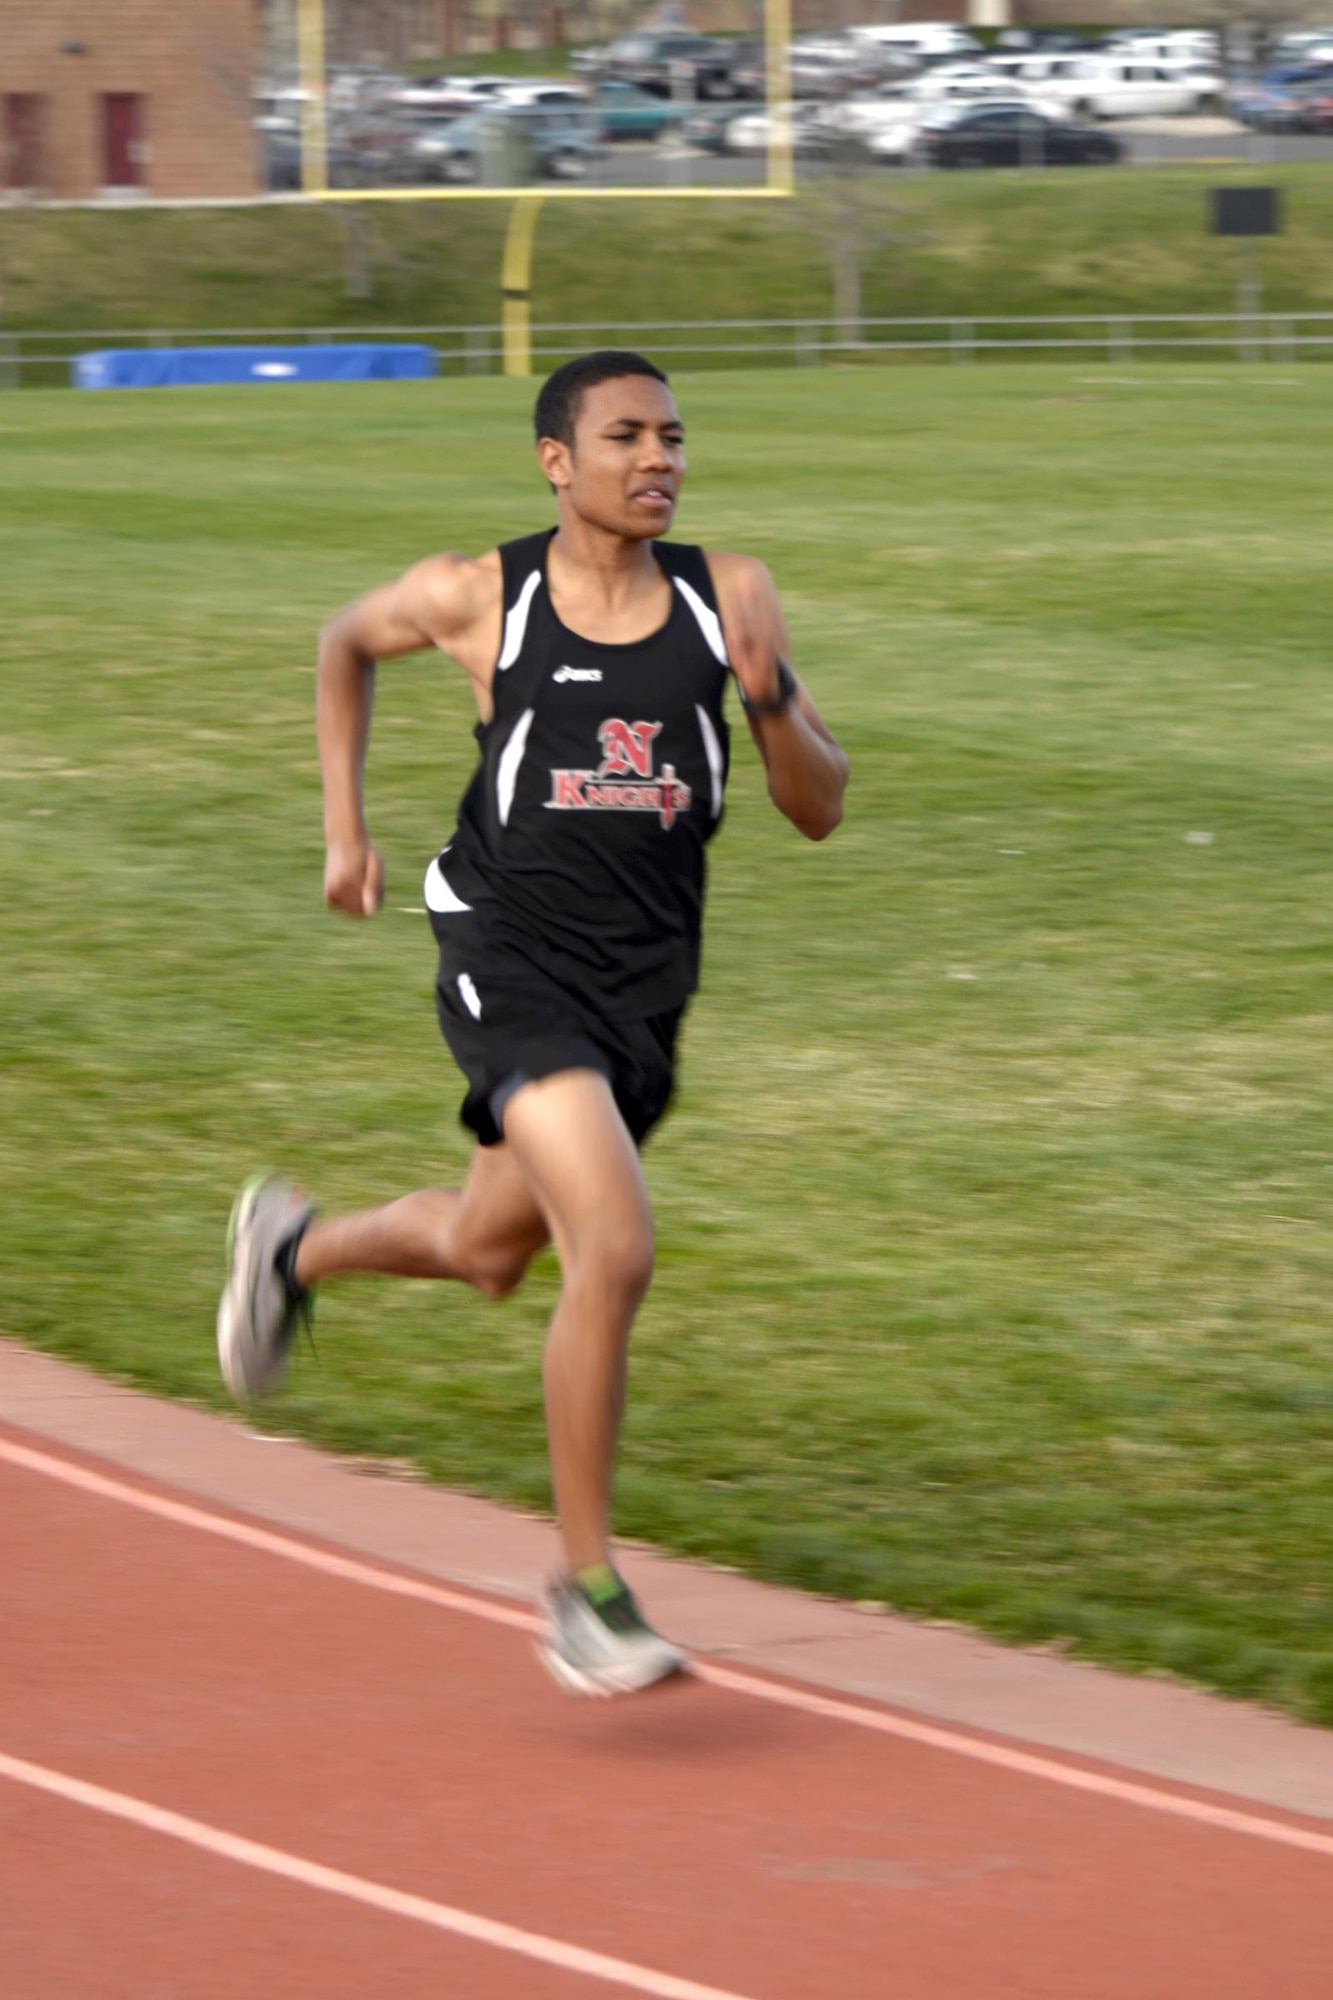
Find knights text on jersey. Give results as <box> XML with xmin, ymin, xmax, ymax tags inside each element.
<box><xmin>429</xmin><ymin>528</ymin><xmax>733</xmax><ymax>1019</ymax></box>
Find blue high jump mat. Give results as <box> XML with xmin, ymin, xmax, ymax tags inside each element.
<box><xmin>73</xmin><ymin>343</ymin><xmax>438</xmax><ymax>389</ymax></box>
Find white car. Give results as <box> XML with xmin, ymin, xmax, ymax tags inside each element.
<box><xmin>713</xmin><ymin>101</ymin><xmax>825</xmax><ymax>155</ymax></box>
<box><xmin>812</xmin><ymin>91</ymin><xmax>920</xmax><ymax>163</ymax></box>
<box><xmin>813</xmin><ymin>86</ymin><xmax>914</xmax><ymax>134</ymax></box>
<box><xmin>1046</xmin><ymin>58</ymin><xmax>1223</xmax><ymax>118</ymax></box>
<box><xmin>904</xmin><ymin>69</ymin><xmax>1065</xmax><ymax>117</ymax></box>
<box><xmin>1056</xmin><ymin>58</ymin><xmax>1216</xmax><ymax>117</ymax></box>
<box><xmin>989</xmin><ymin>51</ymin><xmax>1102</xmax><ymax>90</ymax></box>
<box><xmin>908</xmin><ymin>61</ymin><xmax>1000</xmax><ymax>94</ymax></box>
<box><xmin>862</xmin><ymin>116</ymin><xmax>924</xmax><ymax>166</ymax></box>
<box><xmin>495</xmin><ymin>81</ymin><xmax>590</xmax><ymax>110</ymax></box>
<box><xmin>849</xmin><ymin>24</ymin><xmax>982</xmax><ymax>64</ymax></box>
<box><xmin>1104</xmin><ymin>31</ymin><xmax>1219</xmax><ymax>65</ymax></box>
<box><xmin>395</xmin><ymin>74</ymin><xmax>513</xmax><ymax>113</ymax></box>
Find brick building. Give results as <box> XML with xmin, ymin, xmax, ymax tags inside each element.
<box><xmin>1</xmin><ymin>0</ymin><xmax>258</xmax><ymax>200</ymax></box>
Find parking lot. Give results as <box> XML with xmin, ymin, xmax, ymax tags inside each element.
<box><xmin>256</xmin><ymin>22</ymin><xmax>1333</xmax><ymax>196</ymax></box>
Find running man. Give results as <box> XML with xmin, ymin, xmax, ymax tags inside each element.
<box><xmin>218</xmin><ymin>350</ymin><xmax>849</xmax><ymax>1695</ymax></box>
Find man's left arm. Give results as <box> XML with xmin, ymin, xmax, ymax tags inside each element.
<box><xmin>711</xmin><ymin>553</ymin><xmax>849</xmax><ymax>842</ymax></box>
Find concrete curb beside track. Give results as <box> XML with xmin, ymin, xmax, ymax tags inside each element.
<box><xmin>3</xmin><ymin>1335</ymin><xmax>1331</xmax><ymax>1821</ymax></box>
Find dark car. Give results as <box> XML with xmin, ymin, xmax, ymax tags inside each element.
<box><xmin>1267</xmin><ymin>68</ymin><xmax>1333</xmax><ymax>129</ymax></box>
<box><xmin>1293</xmin><ymin>83</ymin><xmax>1333</xmax><ymax>129</ymax></box>
<box><xmin>1227</xmin><ymin>63</ymin><xmax>1333</xmax><ymax>129</ymax></box>
<box><xmin>262</xmin><ymin>121</ymin><xmax>403</xmax><ymax>191</ymax></box>
<box><xmin>678</xmin><ymin>105</ymin><xmax>743</xmax><ymax>154</ymax></box>
<box><xmin>719</xmin><ymin>39</ymin><xmax>766</xmax><ymax>99</ymax></box>
<box><xmin>918</xmin><ymin>105</ymin><xmax>1122</xmax><ymax>168</ymax></box>
<box><xmin>601</xmin><ymin>31</ymin><xmax>740</xmax><ymax>101</ymax></box>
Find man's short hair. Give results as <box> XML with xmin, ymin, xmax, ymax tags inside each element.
<box><xmin>534</xmin><ymin>351</ymin><xmax>670</xmax><ymax>449</ymax></box>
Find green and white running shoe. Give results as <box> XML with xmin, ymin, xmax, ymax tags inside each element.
<box><xmin>538</xmin><ymin>1567</ymin><xmax>688</xmax><ymax>1697</ymax></box>
<box><xmin>217</xmin><ymin>1175</ymin><xmax>315</xmax><ymax>1401</ymax></box>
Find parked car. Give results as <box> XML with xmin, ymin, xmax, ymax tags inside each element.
<box><xmin>679</xmin><ymin>106</ymin><xmax>743</xmax><ymax>154</ymax></box>
<box><xmin>708</xmin><ymin>102</ymin><xmax>830</xmax><ymax>156</ymax></box>
<box><xmin>789</xmin><ymin>31</ymin><xmax>895</xmax><ymax>97</ymax></box>
<box><xmin>716</xmin><ymin>39</ymin><xmax>766</xmax><ymax>100</ymax></box>
<box><xmin>600</xmin><ymin>32</ymin><xmax>741</xmax><ymax>101</ymax></box>
<box><xmin>681</xmin><ymin>101</ymin><xmax>826</xmax><ymax>157</ymax></box>
<box><xmin>500</xmin><ymin>105</ymin><xmax>603</xmax><ymax>179</ymax></box>
<box><xmin>850</xmin><ymin>24</ymin><xmax>982</xmax><ymax>65</ymax></box>
<box><xmin>1292</xmin><ymin>82</ymin><xmax>1333</xmax><ymax>129</ymax></box>
<box><xmin>394</xmin><ymin>74</ymin><xmax>512</xmax><ymax>116</ymax></box>
<box><xmin>994</xmin><ymin>30</ymin><xmax>1094</xmax><ymax>53</ymax></box>
<box><xmin>905</xmin><ymin>66</ymin><xmax>1058</xmax><ymax>112</ymax></box>
<box><xmin>1103</xmin><ymin>29</ymin><xmax>1219</xmax><ymax>65</ymax></box>
<box><xmin>1273</xmin><ymin>30</ymin><xmax>1333</xmax><ymax>66</ymax></box>
<box><xmin>864</xmin><ymin>119</ymin><xmax>922</xmax><ymax>167</ymax></box>
<box><xmin>917</xmin><ymin>103</ymin><xmax>1122</xmax><ymax>168</ymax></box>
<box><xmin>262</xmin><ymin>123</ymin><xmax>403</xmax><ymax>191</ymax></box>
<box><xmin>495</xmin><ymin>81</ymin><xmax>590</xmax><ymax>111</ymax></box>
<box><xmin>813</xmin><ymin>86</ymin><xmax>920</xmax><ymax>138</ymax></box>
<box><xmin>409</xmin><ymin>105</ymin><xmax>602</xmax><ymax>183</ymax></box>
<box><xmin>594</xmin><ymin>80</ymin><xmax>691</xmax><ymax>141</ymax></box>
<box><xmin>989</xmin><ymin>51</ymin><xmax>1105</xmax><ymax>91</ymax></box>
<box><xmin>1055</xmin><ymin>58</ymin><xmax>1223</xmax><ymax>118</ymax></box>
<box><xmin>1228</xmin><ymin>65</ymin><xmax>1333</xmax><ymax>129</ymax></box>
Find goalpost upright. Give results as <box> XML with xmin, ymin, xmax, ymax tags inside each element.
<box><xmin>291</xmin><ymin>0</ymin><xmax>793</xmax><ymax>373</ymax></box>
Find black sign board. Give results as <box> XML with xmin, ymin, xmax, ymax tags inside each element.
<box><xmin>1211</xmin><ymin>187</ymin><xmax>1281</xmax><ymax>237</ymax></box>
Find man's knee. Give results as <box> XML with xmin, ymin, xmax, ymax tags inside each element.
<box><xmin>474</xmin><ymin>1253</ymin><xmax>529</xmax><ymax>1301</ymax></box>
<box><xmin>464</xmin><ymin>1242</ymin><xmax>534</xmax><ymax>1300</ymax></box>
<box><xmin>572</xmin><ymin>1225</ymin><xmax>655</xmax><ymax>1307</ymax></box>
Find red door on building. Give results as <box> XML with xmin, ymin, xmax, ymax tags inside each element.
<box><xmin>3</xmin><ymin>94</ymin><xmax>46</xmax><ymax>191</ymax></box>
<box><xmin>101</xmin><ymin>93</ymin><xmax>148</xmax><ymax>188</ymax></box>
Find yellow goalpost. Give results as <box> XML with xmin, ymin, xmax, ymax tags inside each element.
<box><xmin>292</xmin><ymin>0</ymin><xmax>794</xmax><ymax>375</ymax></box>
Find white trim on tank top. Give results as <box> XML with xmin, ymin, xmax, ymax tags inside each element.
<box><xmin>672</xmin><ymin>574</ymin><xmax>730</xmax><ymax>667</ymax></box>
<box><xmin>497</xmin><ymin>571</ymin><xmax>542</xmax><ymax>673</ymax></box>
<box><xmin>496</xmin><ymin>707</ymin><xmax>536</xmax><ymax>828</ymax></box>
<box><xmin>695</xmin><ymin>704</ymin><xmax>724</xmax><ymax>820</ymax></box>
<box><xmin>423</xmin><ymin>848</ymin><xmax>473</xmax><ymax>914</ymax></box>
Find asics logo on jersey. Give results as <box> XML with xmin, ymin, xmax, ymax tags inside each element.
<box><xmin>553</xmin><ymin>665</ymin><xmax>603</xmax><ymax>684</ymax></box>
<box><xmin>547</xmin><ymin>717</ymin><xmax>691</xmax><ymax>831</ymax></box>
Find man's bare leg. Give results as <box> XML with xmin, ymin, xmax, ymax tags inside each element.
<box><xmin>293</xmin><ymin>1142</ymin><xmax>550</xmax><ymax>1301</ymax></box>
<box><xmin>499</xmin><ymin>1069</ymin><xmax>654</xmax><ymax>1576</ymax></box>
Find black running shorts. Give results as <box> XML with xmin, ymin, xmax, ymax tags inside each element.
<box><xmin>433</xmin><ymin>916</ymin><xmax>684</xmax><ymax>1149</ymax></box>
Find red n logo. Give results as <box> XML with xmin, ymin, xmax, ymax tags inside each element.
<box><xmin>598</xmin><ymin>719</ymin><xmax>661</xmax><ymax>779</ymax></box>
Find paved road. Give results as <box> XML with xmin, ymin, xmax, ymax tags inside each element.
<box><xmin>418</xmin><ymin>121</ymin><xmax>1333</xmax><ymax>193</ymax></box>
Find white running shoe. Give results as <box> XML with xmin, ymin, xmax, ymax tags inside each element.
<box><xmin>538</xmin><ymin>1571</ymin><xmax>688</xmax><ymax>1697</ymax></box>
<box><xmin>217</xmin><ymin>1175</ymin><xmax>315</xmax><ymax>1401</ymax></box>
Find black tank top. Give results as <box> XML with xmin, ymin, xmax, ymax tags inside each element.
<box><xmin>430</xmin><ymin>528</ymin><xmax>733</xmax><ymax>1018</ymax></box>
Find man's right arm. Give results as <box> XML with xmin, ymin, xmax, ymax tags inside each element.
<box><xmin>317</xmin><ymin>553</ymin><xmax>499</xmax><ymax>918</ymax></box>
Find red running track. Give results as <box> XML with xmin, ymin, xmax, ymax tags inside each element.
<box><xmin>2</xmin><ymin>1430</ymin><xmax>1331</xmax><ymax>1999</ymax></box>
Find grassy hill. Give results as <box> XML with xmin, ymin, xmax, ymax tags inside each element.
<box><xmin>3</xmin><ymin>163</ymin><xmax>1333</xmax><ymax>350</ymax></box>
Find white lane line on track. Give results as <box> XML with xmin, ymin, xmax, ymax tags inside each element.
<box><xmin>0</xmin><ymin>1749</ymin><xmax>754</xmax><ymax>2000</ymax></box>
<box><xmin>0</xmin><ymin>1434</ymin><xmax>537</xmax><ymax>1632</ymax></box>
<box><xmin>5</xmin><ymin>1433</ymin><xmax>1333</xmax><ymax>1860</ymax></box>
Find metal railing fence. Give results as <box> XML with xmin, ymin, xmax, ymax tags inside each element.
<box><xmin>4</xmin><ymin>311</ymin><xmax>1333</xmax><ymax>385</ymax></box>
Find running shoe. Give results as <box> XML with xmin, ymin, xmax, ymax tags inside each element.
<box><xmin>217</xmin><ymin>1174</ymin><xmax>315</xmax><ymax>1401</ymax></box>
<box><xmin>537</xmin><ymin>1569</ymin><xmax>688</xmax><ymax>1696</ymax></box>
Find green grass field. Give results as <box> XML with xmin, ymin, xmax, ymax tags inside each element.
<box><xmin>3</xmin><ymin>366</ymin><xmax>1332</xmax><ymax>1723</ymax></box>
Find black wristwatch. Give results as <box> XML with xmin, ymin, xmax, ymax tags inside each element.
<box><xmin>737</xmin><ymin>656</ymin><xmax>798</xmax><ymax>718</ymax></box>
